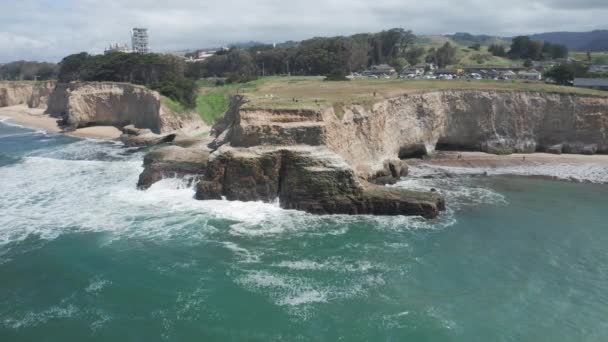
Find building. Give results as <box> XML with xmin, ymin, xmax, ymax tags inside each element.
<box><xmin>463</xmin><ymin>65</ymin><xmax>526</xmax><ymax>73</ymax></box>
<box><xmin>415</xmin><ymin>62</ymin><xmax>437</xmax><ymax>71</ymax></box>
<box><xmin>364</xmin><ymin>64</ymin><xmax>397</xmax><ymax>76</ymax></box>
<box><xmin>131</xmin><ymin>28</ymin><xmax>149</xmax><ymax>54</ymax></box>
<box><xmin>104</xmin><ymin>43</ymin><xmax>131</xmax><ymax>54</ymax></box>
<box><xmin>400</xmin><ymin>67</ymin><xmax>425</xmax><ymax>77</ymax></box>
<box><xmin>518</xmin><ymin>70</ymin><xmax>542</xmax><ymax>81</ymax></box>
<box><xmin>573</xmin><ymin>78</ymin><xmax>608</xmax><ymax>91</ymax></box>
<box><xmin>588</xmin><ymin>65</ymin><xmax>608</xmax><ymax>75</ymax></box>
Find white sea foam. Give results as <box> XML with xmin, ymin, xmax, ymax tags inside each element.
<box><xmin>412</xmin><ymin>163</ymin><xmax>608</xmax><ymax>184</ymax></box>
<box><xmin>0</xmin><ymin>136</ymin><xmax>522</xmax><ymax>249</ymax></box>
<box><xmin>3</xmin><ymin>304</ymin><xmax>79</xmax><ymax>329</ymax></box>
<box><xmin>86</xmin><ymin>278</ymin><xmax>111</xmax><ymax>293</ymax></box>
<box><xmin>272</xmin><ymin>259</ymin><xmax>378</xmax><ymax>273</ymax></box>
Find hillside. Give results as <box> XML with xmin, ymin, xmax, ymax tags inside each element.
<box><xmin>529</xmin><ymin>30</ymin><xmax>608</xmax><ymax>51</ymax></box>
<box><xmin>417</xmin><ymin>35</ymin><xmax>516</xmax><ymax>67</ymax></box>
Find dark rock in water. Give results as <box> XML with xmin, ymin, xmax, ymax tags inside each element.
<box><xmin>369</xmin><ymin>159</ymin><xmax>409</xmax><ymax>185</ymax></box>
<box><xmin>399</xmin><ymin>144</ymin><xmax>428</xmax><ymax>159</ymax></box>
<box><xmin>547</xmin><ymin>144</ymin><xmax>563</xmax><ymax>155</ymax></box>
<box><xmin>194</xmin><ymin>145</ymin><xmax>444</xmax><ymax>218</ymax></box>
<box><xmin>137</xmin><ymin>146</ymin><xmax>210</xmax><ymax>189</ymax></box>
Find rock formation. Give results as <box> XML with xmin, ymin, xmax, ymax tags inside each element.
<box><xmin>0</xmin><ymin>81</ymin><xmax>55</xmax><ymax>108</ymax></box>
<box><xmin>138</xmin><ymin>145</ymin><xmax>210</xmax><ymax>190</ymax></box>
<box><xmin>137</xmin><ymin>88</ymin><xmax>608</xmax><ymax>218</ymax></box>
<box><xmin>119</xmin><ymin>125</ymin><xmax>177</xmax><ymax>147</ymax></box>
<box><xmin>46</xmin><ymin>82</ymin><xmax>202</xmax><ymax>133</ymax></box>
<box><xmin>322</xmin><ymin>90</ymin><xmax>608</xmax><ymax>176</ymax></box>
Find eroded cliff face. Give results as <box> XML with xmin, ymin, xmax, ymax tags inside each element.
<box><xmin>322</xmin><ymin>91</ymin><xmax>608</xmax><ymax>176</ymax></box>
<box><xmin>0</xmin><ymin>81</ymin><xmax>55</xmax><ymax>108</ymax></box>
<box><xmin>46</xmin><ymin>82</ymin><xmax>202</xmax><ymax>133</ymax></box>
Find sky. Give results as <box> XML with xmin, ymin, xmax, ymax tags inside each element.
<box><xmin>0</xmin><ymin>0</ymin><xmax>607</xmax><ymax>63</ymax></box>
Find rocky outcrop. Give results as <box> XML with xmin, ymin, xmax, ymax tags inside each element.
<box><xmin>0</xmin><ymin>81</ymin><xmax>55</xmax><ymax>108</ymax></box>
<box><xmin>194</xmin><ymin>145</ymin><xmax>443</xmax><ymax>218</ymax></box>
<box><xmin>322</xmin><ymin>91</ymin><xmax>608</xmax><ymax>176</ymax></box>
<box><xmin>46</xmin><ymin>82</ymin><xmax>203</xmax><ymax>133</ymax></box>
<box><xmin>137</xmin><ymin>145</ymin><xmax>210</xmax><ymax>189</ymax></box>
<box><xmin>139</xmin><ymin>94</ymin><xmax>446</xmax><ymax>218</ymax></box>
<box><xmin>119</xmin><ymin>125</ymin><xmax>176</xmax><ymax>147</ymax></box>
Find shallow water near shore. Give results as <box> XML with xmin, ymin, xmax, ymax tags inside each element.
<box><xmin>1</xmin><ymin>121</ymin><xmax>608</xmax><ymax>341</ymax></box>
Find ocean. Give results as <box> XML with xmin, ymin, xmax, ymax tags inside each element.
<box><xmin>1</xmin><ymin>119</ymin><xmax>608</xmax><ymax>341</ymax></box>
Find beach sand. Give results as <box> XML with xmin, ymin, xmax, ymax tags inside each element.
<box><xmin>0</xmin><ymin>105</ymin><xmax>122</xmax><ymax>139</ymax></box>
<box><xmin>409</xmin><ymin>151</ymin><xmax>608</xmax><ymax>168</ymax></box>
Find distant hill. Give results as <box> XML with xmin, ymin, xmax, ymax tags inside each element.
<box><xmin>529</xmin><ymin>30</ymin><xmax>608</xmax><ymax>51</ymax></box>
<box><xmin>444</xmin><ymin>33</ymin><xmax>511</xmax><ymax>47</ymax></box>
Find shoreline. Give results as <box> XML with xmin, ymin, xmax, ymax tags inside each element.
<box><xmin>0</xmin><ymin>105</ymin><xmax>122</xmax><ymax>140</ymax></box>
<box><xmin>410</xmin><ymin>151</ymin><xmax>608</xmax><ymax>167</ymax></box>
<box><xmin>408</xmin><ymin>151</ymin><xmax>608</xmax><ymax>184</ymax></box>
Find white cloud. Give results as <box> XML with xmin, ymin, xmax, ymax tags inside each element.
<box><xmin>0</xmin><ymin>0</ymin><xmax>606</xmax><ymax>62</ymax></box>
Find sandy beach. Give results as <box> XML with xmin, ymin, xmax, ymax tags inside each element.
<box><xmin>0</xmin><ymin>105</ymin><xmax>122</xmax><ymax>139</ymax></box>
<box><xmin>411</xmin><ymin>151</ymin><xmax>608</xmax><ymax>168</ymax></box>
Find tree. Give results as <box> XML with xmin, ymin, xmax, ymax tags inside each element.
<box><xmin>544</xmin><ymin>63</ymin><xmax>589</xmax><ymax>85</ymax></box>
<box><xmin>523</xmin><ymin>59</ymin><xmax>533</xmax><ymax>68</ymax></box>
<box><xmin>488</xmin><ymin>44</ymin><xmax>506</xmax><ymax>57</ymax></box>
<box><xmin>508</xmin><ymin>36</ymin><xmax>567</xmax><ymax>61</ymax></box>
<box><xmin>405</xmin><ymin>46</ymin><xmax>426</xmax><ymax>66</ymax></box>
<box><xmin>369</xmin><ymin>28</ymin><xmax>416</xmax><ymax>65</ymax></box>
<box><xmin>435</xmin><ymin>42</ymin><xmax>458</xmax><ymax>68</ymax></box>
<box><xmin>469</xmin><ymin>43</ymin><xmax>481</xmax><ymax>51</ymax></box>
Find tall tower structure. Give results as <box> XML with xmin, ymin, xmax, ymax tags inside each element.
<box><xmin>131</xmin><ymin>28</ymin><xmax>149</xmax><ymax>54</ymax></box>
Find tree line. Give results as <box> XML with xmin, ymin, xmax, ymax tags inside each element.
<box><xmin>0</xmin><ymin>61</ymin><xmax>58</xmax><ymax>81</ymax></box>
<box><xmin>488</xmin><ymin>36</ymin><xmax>568</xmax><ymax>61</ymax></box>
<box><xmin>185</xmin><ymin>28</ymin><xmax>461</xmax><ymax>80</ymax></box>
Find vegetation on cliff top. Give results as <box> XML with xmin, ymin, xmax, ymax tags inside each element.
<box><xmin>237</xmin><ymin>76</ymin><xmax>608</xmax><ymax>111</ymax></box>
<box><xmin>57</xmin><ymin>52</ymin><xmax>198</xmax><ymax>108</ymax></box>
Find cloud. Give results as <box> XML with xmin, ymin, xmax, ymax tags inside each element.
<box><xmin>0</xmin><ymin>0</ymin><xmax>606</xmax><ymax>62</ymax></box>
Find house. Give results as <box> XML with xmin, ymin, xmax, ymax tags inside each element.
<box><xmin>573</xmin><ymin>78</ymin><xmax>608</xmax><ymax>90</ymax></box>
<box><xmin>518</xmin><ymin>70</ymin><xmax>542</xmax><ymax>81</ymax></box>
<box><xmin>501</xmin><ymin>70</ymin><xmax>517</xmax><ymax>80</ymax></box>
<box><xmin>588</xmin><ymin>65</ymin><xmax>608</xmax><ymax>75</ymax></box>
<box><xmin>464</xmin><ymin>65</ymin><xmax>525</xmax><ymax>74</ymax></box>
<box><xmin>400</xmin><ymin>67</ymin><xmax>425</xmax><ymax>77</ymax></box>
<box><xmin>365</xmin><ymin>64</ymin><xmax>397</xmax><ymax>76</ymax></box>
<box><xmin>415</xmin><ymin>63</ymin><xmax>436</xmax><ymax>71</ymax></box>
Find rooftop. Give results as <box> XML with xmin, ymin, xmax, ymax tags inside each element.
<box><xmin>574</xmin><ymin>78</ymin><xmax>608</xmax><ymax>87</ymax></box>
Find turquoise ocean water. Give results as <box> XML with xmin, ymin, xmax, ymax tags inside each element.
<box><xmin>1</xmin><ymin>119</ymin><xmax>608</xmax><ymax>341</ymax></box>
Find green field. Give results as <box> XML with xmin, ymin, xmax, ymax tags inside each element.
<box><xmin>240</xmin><ymin>76</ymin><xmax>608</xmax><ymax>111</ymax></box>
<box><xmin>570</xmin><ymin>51</ymin><xmax>608</xmax><ymax>64</ymax></box>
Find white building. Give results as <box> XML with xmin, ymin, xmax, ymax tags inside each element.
<box><xmin>104</xmin><ymin>43</ymin><xmax>131</xmax><ymax>54</ymax></box>
<box><xmin>131</xmin><ymin>28</ymin><xmax>149</xmax><ymax>54</ymax></box>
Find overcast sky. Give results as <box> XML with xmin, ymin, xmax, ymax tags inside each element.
<box><xmin>1</xmin><ymin>0</ymin><xmax>607</xmax><ymax>63</ymax></box>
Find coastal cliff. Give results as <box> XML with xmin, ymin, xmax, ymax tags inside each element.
<box><xmin>320</xmin><ymin>90</ymin><xmax>608</xmax><ymax>177</ymax></box>
<box><xmin>0</xmin><ymin>81</ymin><xmax>55</xmax><ymax>108</ymax></box>
<box><xmin>46</xmin><ymin>82</ymin><xmax>202</xmax><ymax>133</ymax></box>
<box><xmin>138</xmin><ymin>87</ymin><xmax>607</xmax><ymax>217</ymax></box>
